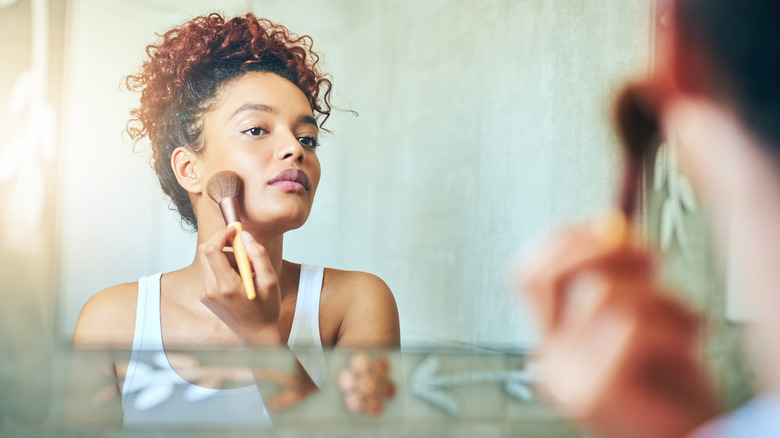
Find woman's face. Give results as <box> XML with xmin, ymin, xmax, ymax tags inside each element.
<box><xmin>198</xmin><ymin>71</ymin><xmax>321</xmax><ymax>234</ymax></box>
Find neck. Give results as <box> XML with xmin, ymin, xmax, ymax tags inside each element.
<box><xmin>246</xmin><ymin>232</ymin><xmax>285</xmax><ymax>279</ymax></box>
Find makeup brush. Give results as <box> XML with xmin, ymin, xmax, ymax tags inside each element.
<box><xmin>604</xmin><ymin>85</ymin><xmax>660</xmax><ymax>244</ymax></box>
<box><xmin>206</xmin><ymin>170</ymin><xmax>257</xmax><ymax>300</ymax></box>
<box><xmin>615</xmin><ymin>86</ymin><xmax>659</xmax><ymax>217</ymax></box>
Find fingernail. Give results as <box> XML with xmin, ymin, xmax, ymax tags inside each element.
<box><xmin>592</xmin><ymin>211</ymin><xmax>629</xmax><ymax>248</ymax></box>
<box><xmin>241</xmin><ymin>231</ymin><xmax>253</xmax><ymax>244</ymax></box>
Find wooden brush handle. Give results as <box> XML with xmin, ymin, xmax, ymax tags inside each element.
<box><xmin>229</xmin><ymin>221</ymin><xmax>257</xmax><ymax>300</ymax></box>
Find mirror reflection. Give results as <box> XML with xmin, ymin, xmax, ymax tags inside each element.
<box><xmin>48</xmin><ymin>0</ymin><xmax>651</xmax><ymax>349</ymax></box>
<box><xmin>2</xmin><ymin>0</ymin><xmax>692</xmax><ymax>434</ymax></box>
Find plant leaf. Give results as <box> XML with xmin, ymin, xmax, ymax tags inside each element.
<box><xmin>678</xmin><ymin>176</ymin><xmax>698</xmax><ymax>212</ymax></box>
<box><xmin>654</xmin><ymin>143</ymin><xmax>667</xmax><ymax>191</ymax></box>
<box><xmin>660</xmin><ymin>199</ymin><xmax>676</xmax><ymax>250</ymax></box>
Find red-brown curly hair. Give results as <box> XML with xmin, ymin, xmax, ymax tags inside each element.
<box><xmin>125</xmin><ymin>13</ymin><xmax>333</xmax><ymax>230</ymax></box>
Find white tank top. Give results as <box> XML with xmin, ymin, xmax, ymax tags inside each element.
<box><xmin>121</xmin><ymin>264</ymin><xmax>326</xmax><ymax>427</ymax></box>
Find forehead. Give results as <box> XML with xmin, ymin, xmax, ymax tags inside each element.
<box><xmin>210</xmin><ymin>71</ymin><xmax>313</xmax><ymax>118</ymax></box>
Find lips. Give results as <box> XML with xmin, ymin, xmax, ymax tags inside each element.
<box><xmin>268</xmin><ymin>168</ymin><xmax>310</xmax><ymax>191</ymax></box>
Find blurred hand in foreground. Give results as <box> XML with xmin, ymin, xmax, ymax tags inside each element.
<box><xmin>516</xmin><ymin>220</ymin><xmax>721</xmax><ymax>438</ymax></box>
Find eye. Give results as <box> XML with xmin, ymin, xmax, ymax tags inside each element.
<box><xmin>298</xmin><ymin>136</ymin><xmax>321</xmax><ymax>148</ymax></box>
<box><xmin>243</xmin><ymin>126</ymin><xmax>267</xmax><ymax>136</ymax></box>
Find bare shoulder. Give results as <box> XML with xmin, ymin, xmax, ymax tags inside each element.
<box><xmin>72</xmin><ymin>282</ymin><xmax>138</xmax><ymax>348</ymax></box>
<box><xmin>323</xmin><ymin>269</ymin><xmax>398</xmax><ymax>313</ymax></box>
<box><xmin>321</xmin><ymin>268</ymin><xmax>400</xmax><ymax>348</ymax></box>
<box><xmin>324</xmin><ymin>268</ymin><xmax>392</xmax><ymax>293</ymax></box>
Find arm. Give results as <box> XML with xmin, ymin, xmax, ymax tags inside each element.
<box><xmin>72</xmin><ymin>284</ymin><xmax>137</xmax><ymax>348</ymax></box>
<box><xmin>330</xmin><ymin>272</ymin><xmax>401</xmax><ymax>349</ymax></box>
<box><xmin>66</xmin><ymin>284</ymin><xmax>136</xmax><ymax>427</ymax></box>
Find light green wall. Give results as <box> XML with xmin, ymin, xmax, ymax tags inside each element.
<box><xmin>282</xmin><ymin>0</ymin><xmax>654</xmax><ymax>347</ymax></box>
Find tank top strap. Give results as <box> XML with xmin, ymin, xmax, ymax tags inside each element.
<box><xmin>122</xmin><ymin>272</ymin><xmax>163</xmax><ymax>406</ymax></box>
<box><xmin>133</xmin><ymin>272</ymin><xmax>164</xmax><ymax>351</ymax></box>
<box><xmin>287</xmin><ymin>264</ymin><xmax>324</xmax><ymax>349</ymax></box>
<box><xmin>287</xmin><ymin>264</ymin><xmax>326</xmax><ymax>387</ymax></box>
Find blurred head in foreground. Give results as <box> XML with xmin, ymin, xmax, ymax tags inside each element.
<box><xmin>657</xmin><ymin>0</ymin><xmax>780</xmax><ymax>389</ymax></box>
<box><xmin>517</xmin><ymin>1</ymin><xmax>780</xmax><ymax>437</ymax></box>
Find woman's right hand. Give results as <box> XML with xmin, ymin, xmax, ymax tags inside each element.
<box><xmin>198</xmin><ymin>225</ymin><xmax>283</xmax><ymax>345</ymax></box>
<box><xmin>516</xmin><ymin>221</ymin><xmax>721</xmax><ymax>438</ymax></box>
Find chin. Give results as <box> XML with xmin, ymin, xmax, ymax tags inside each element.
<box><xmin>246</xmin><ymin>210</ymin><xmax>310</xmax><ymax>234</ymax></box>
<box><xmin>280</xmin><ymin>213</ymin><xmax>309</xmax><ymax>230</ymax></box>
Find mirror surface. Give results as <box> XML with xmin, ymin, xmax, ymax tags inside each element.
<box><xmin>4</xmin><ymin>0</ymin><xmax>653</xmax><ymax>348</ymax></box>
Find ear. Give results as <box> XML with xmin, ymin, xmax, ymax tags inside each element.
<box><xmin>171</xmin><ymin>147</ymin><xmax>203</xmax><ymax>194</ymax></box>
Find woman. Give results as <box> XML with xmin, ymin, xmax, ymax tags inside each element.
<box><xmin>517</xmin><ymin>0</ymin><xmax>780</xmax><ymax>437</ymax></box>
<box><xmin>71</xmin><ymin>13</ymin><xmax>400</xmax><ymax>426</ymax></box>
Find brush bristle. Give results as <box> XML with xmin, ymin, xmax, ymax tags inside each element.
<box><xmin>613</xmin><ymin>85</ymin><xmax>659</xmax><ymax>217</ymax></box>
<box><xmin>206</xmin><ymin>170</ymin><xmax>242</xmax><ymax>203</ymax></box>
<box><xmin>615</xmin><ymin>85</ymin><xmax>659</xmax><ymax>161</ymax></box>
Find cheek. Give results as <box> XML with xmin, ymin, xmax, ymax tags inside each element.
<box><xmin>309</xmin><ymin>157</ymin><xmax>322</xmax><ymax>191</ymax></box>
<box><xmin>232</xmin><ymin>151</ymin><xmax>273</xmax><ymax>180</ymax></box>
<box><xmin>662</xmin><ymin>102</ymin><xmax>731</xmax><ymax>203</ymax></box>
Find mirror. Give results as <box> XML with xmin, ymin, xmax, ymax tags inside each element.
<box><xmin>41</xmin><ymin>0</ymin><xmax>652</xmax><ymax>349</ymax></box>
<box><xmin>3</xmin><ymin>2</ymin><xmax>753</xmax><ymax>433</ymax></box>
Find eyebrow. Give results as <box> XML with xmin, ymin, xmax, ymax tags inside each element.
<box><xmin>231</xmin><ymin>103</ymin><xmax>319</xmax><ymax>129</ymax></box>
<box><xmin>298</xmin><ymin>114</ymin><xmax>318</xmax><ymax>128</ymax></box>
<box><xmin>230</xmin><ymin>103</ymin><xmax>277</xmax><ymax>118</ymax></box>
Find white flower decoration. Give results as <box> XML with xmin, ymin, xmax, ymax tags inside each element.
<box><xmin>655</xmin><ymin>141</ymin><xmax>698</xmax><ymax>259</ymax></box>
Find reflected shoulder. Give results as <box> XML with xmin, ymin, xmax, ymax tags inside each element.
<box><xmin>323</xmin><ymin>268</ymin><xmax>397</xmax><ymax>308</ymax></box>
<box><xmin>72</xmin><ymin>282</ymin><xmax>138</xmax><ymax>348</ymax></box>
<box><xmin>324</xmin><ymin>268</ymin><xmax>391</xmax><ymax>293</ymax></box>
<box><xmin>322</xmin><ymin>268</ymin><xmax>400</xmax><ymax>348</ymax></box>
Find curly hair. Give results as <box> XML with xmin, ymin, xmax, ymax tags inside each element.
<box><xmin>125</xmin><ymin>13</ymin><xmax>333</xmax><ymax>231</ymax></box>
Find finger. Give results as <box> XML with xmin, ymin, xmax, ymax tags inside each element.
<box><xmin>570</xmin><ymin>286</ymin><xmax>699</xmax><ymax>395</ymax></box>
<box><xmin>597</xmin><ymin>295</ymin><xmax>711</xmax><ymax>431</ymax></box>
<box><xmin>538</xmin><ymin>282</ymin><xmax>660</xmax><ymax>414</ymax></box>
<box><xmin>538</xmin><ymin>281</ymin><xmax>710</xmax><ymax>436</ymax></box>
<box><xmin>628</xmin><ymin>290</ymin><xmax>701</xmax><ymax>345</ymax></box>
<box><xmin>198</xmin><ymin>226</ymin><xmax>242</xmax><ymax>298</ymax></box>
<box><xmin>520</xmin><ymin>225</ymin><xmax>655</xmax><ymax>296</ymax></box>
<box><xmin>549</xmin><ymin>274</ymin><xmax>648</xmax><ymax>372</ymax></box>
<box><xmin>240</xmin><ymin>231</ymin><xmax>280</xmax><ymax>302</ymax></box>
<box><xmin>517</xmin><ymin>225</ymin><xmax>653</xmax><ymax>335</ymax></box>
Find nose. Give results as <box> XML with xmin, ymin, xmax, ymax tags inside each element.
<box><xmin>275</xmin><ymin>133</ymin><xmax>305</xmax><ymax>164</ymax></box>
